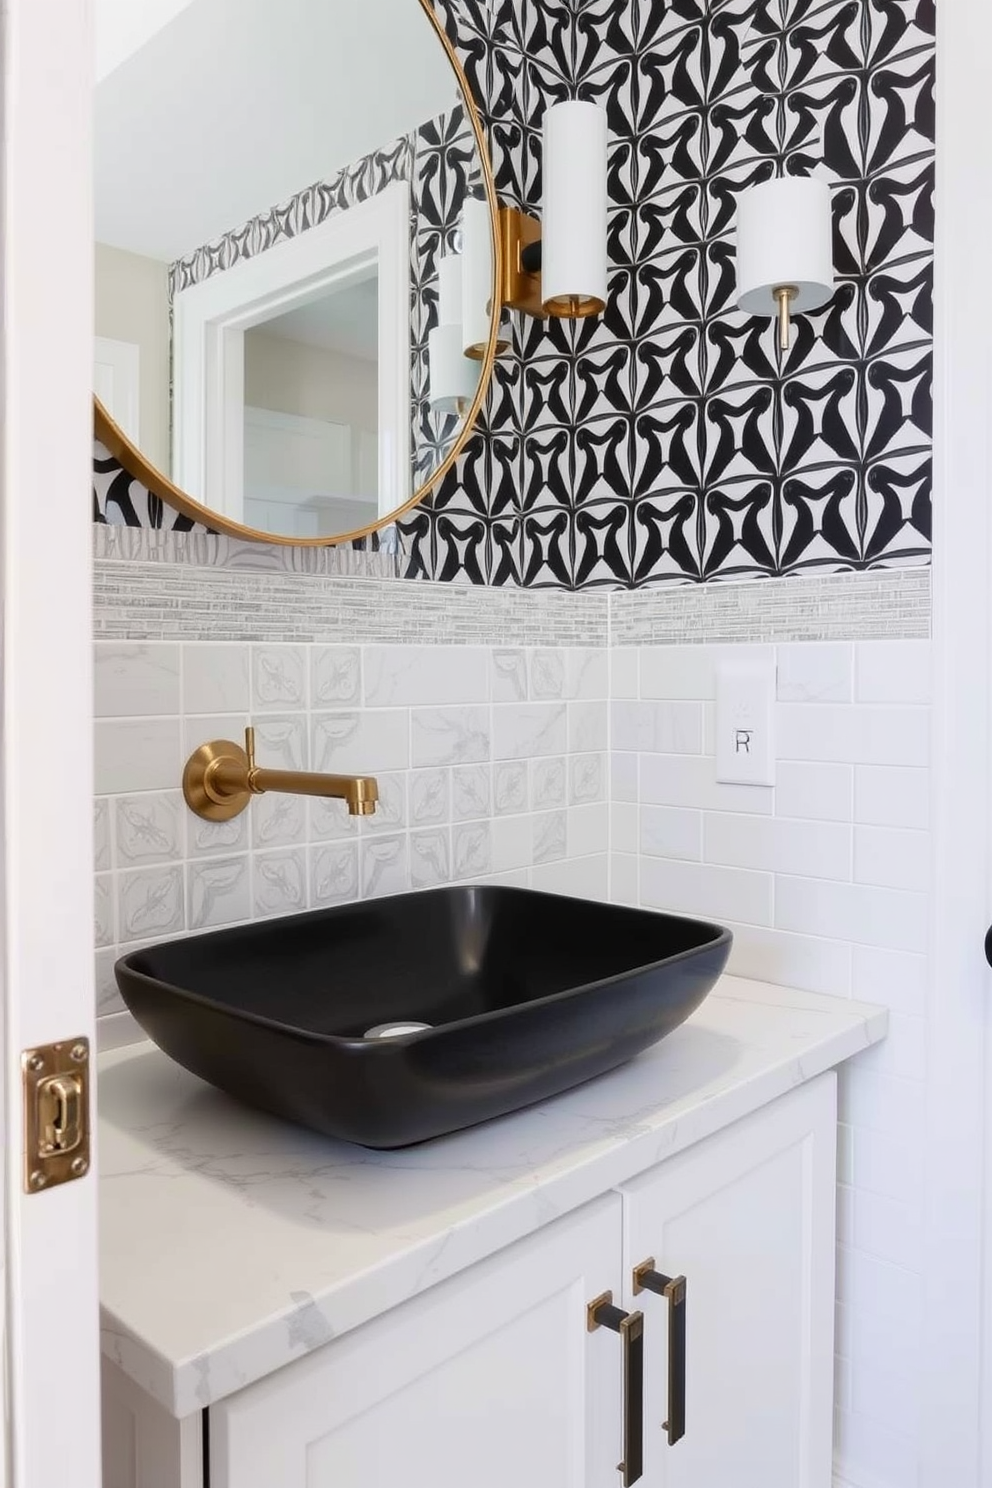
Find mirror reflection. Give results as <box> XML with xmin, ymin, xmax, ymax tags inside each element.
<box><xmin>94</xmin><ymin>0</ymin><xmax>494</xmax><ymax>541</ymax></box>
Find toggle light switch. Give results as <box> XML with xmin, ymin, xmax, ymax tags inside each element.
<box><xmin>715</xmin><ymin>657</ymin><xmax>776</xmax><ymax>787</ymax></box>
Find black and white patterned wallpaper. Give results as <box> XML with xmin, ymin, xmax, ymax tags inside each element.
<box><xmin>401</xmin><ymin>0</ymin><xmax>935</xmax><ymax>587</ymax></box>
<box><xmin>94</xmin><ymin>100</ymin><xmax>481</xmax><ymax>533</ymax></box>
<box><xmin>95</xmin><ymin>0</ymin><xmax>935</xmax><ymax>591</ymax></box>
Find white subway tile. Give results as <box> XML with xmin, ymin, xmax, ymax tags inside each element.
<box><xmin>253</xmin><ymin>848</ymin><xmax>307</xmax><ymax>918</ymax></box>
<box><xmin>775</xmin><ymin>761</ymin><xmax>853</xmax><ymax>822</ymax></box>
<box><xmin>850</xmin><ymin>945</ymin><xmax>927</xmax><ymax>1016</ymax></box>
<box><xmin>639</xmin><ymin>643</ymin><xmax>773</xmax><ymax>701</ymax></box>
<box><xmin>410</xmin><ymin>828</ymin><xmax>451</xmax><ymax>889</ymax></box>
<box><xmin>252</xmin><ymin>646</ymin><xmax>307</xmax><ymax>711</ymax></box>
<box><xmin>531</xmin><ymin>854</ymin><xmax>609</xmax><ymax>901</ymax></box>
<box><xmin>611</xmin><ymin>752</ymin><xmax>637</xmax><ymax>803</ymax></box>
<box><xmin>94</xmin><ymin>642</ymin><xmax>180</xmax><ymax>717</ymax></box>
<box><xmin>529</xmin><ymin>648</ymin><xmax>566</xmax><ymax>700</ymax></box>
<box><xmin>492</xmin><ymin>816</ymin><xmax>532</xmax><ymax>873</ymax></box>
<box><xmin>364</xmin><ymin>646</ymin><xmax>489</xmax><ymax>707</ymax></box>
<box><xmin>639</xmin><ymin>805</ymin><xmax>702</xmax><ymax>862</ymax></box>
<box><xmin>182</xmin><ymin>644</ymin><xmax>249</xmax><ymax>714</ymax></box>
<box><xmin>361</xmin><ymin>774</ymin><xmax>407</xmax><ymax>835</ymax></box>
<box><xmin>119</xmin><ymin>864</ymin><xmax>185</xmax><ymax>943</ymax></box>
<box><xmin>854</xmin><ymin>765</ymin><xmax>929</xmax><ymax>829</ymax></box>
<box><xmin>532</xmin><ymin>756</ymin><xmax>567</xmax><ymax>809</ymax></box>
<box><xmin>452</xmin><ymin>821</ymin><xmax>493</xmax><ymax>879</ymax></box>
<box><xmin>850</xmin><ymin>1355</ymin><xmax>921</xmax><ymax>1440</ymax></box>
<box><xmin>570</xmin><ymin>752</ymin><xmax>605</xmax><ymax>805</ymax></box>
<box><xmin>360</xmin><ymin>835</ymin><xmax>410</xmax><ymax>899</ymax></box>
<box><xmin>641</xmin><ymin>754</ymin><xmax>774</xmax><ymax>815</ymax></box>
<box><xmin>851</xmin><ymin>1012</ymin><xmax>926</xmax><ymax>1081</ymax></box>
<box><xmin>409</xmin><ymin>769</ymin><xmax>449</xmax><ymax>825</ymax></box>
<box><xmin>777</xmin><ymin>703</ymin><xmax>930</xmax><ymax>766</ymax></box>
<box><xmin>775</xmin><ymin>876</ymin><xmax>928</xmax><ymax>953</ymax></box>
<box><xmin>187</xmin><ymin>856</ymin><xmax>251</xmax><ymax>931</ymax></box>
<box><xmin>182</xmin><ymin>714</ymin><xmax>250</xmax><ymax>760</ymax></box>
<box><xmin>610</xmin><ymin>648</ymin><xmax>638</xmax><ymax>700</ymax></box>
<box><xmin>610</xmin><ymin>853</ymin><xmax>638</xmax><ymax>905</ymax></box>
<box><xmin>311</xmin><ymin>646</ymin><xmax>361</xmax><ymax>706</ymax></box>
<box><xmin>853</xmin><ymin>1189</ymin><xmax>924</xmax><ymax>1274</ymax></box>
<box><xmin>533</xmin><ymin>810</ymin><xmax>567</xmax><ymax>864</ymax></box>
<box><xmin>413</xmin><ymin>706</ymin><xmax>489</xmax><ymax>767</ymax></box>
<box><xmin>494</xmin><ymin>761</ymin><xmax>529</xmax><ymax>816</ymax></box>
<box><xmin>776</xmin><ymin>643</ymin><xmax>853</xmax><ymax>702</ymax></box>
<box><xmin>95</xmin><ymin>719</ymin><xmax>181</xmax><ymax>794</ymax></box>
<box><xmin>853</xmin><ymin>1124</ymin><xmax>924</xmax><ymax>1205</ymax></box>
<box><xmin>839</xmin><ymin>1066</ymin><xmax>925</xmax><ymax>1142</ymax></box>
<box><xmin>837</xmin><ymin>1127</ymin><xmax>854</xmax><ymax>1186</ymax></box>
<box><xmin>612</xmin><ymin>803</ymin><xmax>639</xmax><ymax>855</ymax></box>
<box><xmin>115</xmin><ymin>792</ymin><xmax>183</xmax><ymax>866</ymax></box>
<box><xmin>834</xmin><ymin>1407</ymin><xmax>919</xmax><ymax>1488</ymax></box>
<box><xmin>704</xmin><ymin>813</ymin><xmax>852</xmax><ymax>880</ymax></box>
<box><xmin>309</xmin><ymin>842</ymin><xmax>359</xmax><ymax>907</ymax></box>
<box><xmin>568</xmin><ymin>700</ymin><xmax>608</xmax><ymax>753</ymax></box>
<box><xmin>723</xmin><ymin>923</ymin><xmax>852</xmax><ymax>997</ymax></box>
<box><xmin>314</xmin><ymin>709</ymin><xmax>410</xmax><ymax>772</ymax></box>
<box><xmin>855</xmin><ymin>826</ymin><xmax>930</xmax><ymax>892</ymax></box>
<box><xmin>856</xmin><ymin>640</ymin><xmax>931</xmax><ymax>703</ymax></box>
<box><xmin>493</xmin><ymin>703</ymin><xmax>566</xmax><ymax>760</ymax></box>
<box><xmin>641</xmin><ymin>858</ymin><xmax>773</xmax><ymax>926</ymax></box>
<box><xmin>567</xmin><ymin>648</ymin><xmax>609</xmax><ymax>700</ymax></box>
<box><xmin>568</xmin><ymin>804</ymin><xmax>608</xmax><ymax>858</ymax></box>
<box><xmin>491</xmin><ymin>649</ymin><xmax>528</xmax><ymax>702</ymax></box>
<box><xmin>611</xmin><ymin>700</ymin><xmax>703</xmax><ymax>754</ymax></box>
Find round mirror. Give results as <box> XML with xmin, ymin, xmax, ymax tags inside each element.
<box><xmin>94</xmin><ymin>0</ymin><xmax>500</xmax><ymax>544</ymax></box>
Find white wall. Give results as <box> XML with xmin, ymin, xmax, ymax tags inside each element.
<box><xmin>95</xmin><ymin>242</ymin><xmax>170</xmax><ymax>474</ymax></box>
<box><xmin>243</xmin><ymin>330</ymin><xmax>377</xmax><ymax>433</ymax></box>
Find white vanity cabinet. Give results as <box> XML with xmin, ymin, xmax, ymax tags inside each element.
<box><xmin>103</xmin><ymin>1074</ymin><xmax>836</xmax><ymax>1488</ymax></box>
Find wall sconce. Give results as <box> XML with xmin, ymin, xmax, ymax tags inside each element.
<box><xmin>428</xmin><ymin>251</ymin><xmax>479</xmax><ymax>416</ymax></box>
<box><xmin>499</xmin><ymin>99</ymin><xmax>608</xmax><ymax>320</ymax></box>
<box><xmin>735</xmin><ymin>176</ymin><xmax>835</xmax><ymax>351</ymax></box>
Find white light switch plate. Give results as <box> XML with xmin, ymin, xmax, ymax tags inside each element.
<box><xmin>715</xmin><ymin>657</ymin><xmax>776</xmax><ymax>786</ymax></box>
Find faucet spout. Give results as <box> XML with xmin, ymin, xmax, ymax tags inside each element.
<box><xmin>182</xmin><ymin>728</ymin><xmax>379</xmax><ymax>823</ymax></box>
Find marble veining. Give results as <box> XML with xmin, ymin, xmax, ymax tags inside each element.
<box><xmin>98</xmin><ymin>976</ymin><xmax>886</xmax><ymax>1419</ymax></box>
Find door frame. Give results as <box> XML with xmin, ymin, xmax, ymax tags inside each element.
<box><xmin>172</xmin><ymin>178</ymin><xmax>411</xmax><ymax>523</ymax></box>
<box><xmin>2</xmin><ymin>0</ymin><xmax>102</xmax><ymax>1483</ymax></box>
<box><xmin>926</xmin><ymin>1</ymin><xmax>992</xmax><ymax>1484</ymax></box>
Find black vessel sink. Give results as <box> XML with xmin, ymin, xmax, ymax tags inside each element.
<box><xmin>115</xmin><ymin>886</ymin><xmax>731</xmax><ymax>1149</ymax></box>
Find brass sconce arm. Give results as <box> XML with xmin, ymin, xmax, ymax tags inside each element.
<box><xmin>183</xmin><ymin>728</ymin><xmax>379</xmax><ymax>823</ymax></box>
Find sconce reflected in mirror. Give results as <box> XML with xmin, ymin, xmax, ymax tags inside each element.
<box><xmin>498</xmin><ymin>100</ymin><xmax>609</xmax><ymax>322</ymax></box>
<box><xmin>428</xmin><ymin>251</ymin><xmax>480</xmax><ymax>417</ymax></box>
<box><xmin>735</xmin><ymin>176</ymin><xmax>835</xmax><ymax>351</ymax></box>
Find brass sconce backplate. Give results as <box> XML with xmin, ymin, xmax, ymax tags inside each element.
<box><xmin>498</xmin><ymin>205</ymin><xmax>546</xmax><ymax>317</ymax></box>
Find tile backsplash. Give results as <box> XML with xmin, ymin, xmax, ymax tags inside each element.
<box><xmin>94</xmin><ymin>639</ymin><xmax>610</xmax><ymax>1019</ymax></box>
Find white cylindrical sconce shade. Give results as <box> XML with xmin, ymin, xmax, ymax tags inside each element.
<box><xmin>428</xmin><ymin>323</ymin><xmax>480</xmax><ymax>416</ymax></box>
<box><xmin>541</xmin><ymin>100</ymin><xmax>608</xmax><ymax>318</ymax></box>
<box><xmin>736</xmin><ymin>175</ymin><xmax>834</xmax><ymax>316</ymax></box>
<box><xmin>437</xmin><ymin>252</ymin><xmax>463</xmax><ymax>328</ymax></box>
<box><xmin>462</xmin><ymin>196</ymin><xmax>495</xmax><ymax>359</ymax></box>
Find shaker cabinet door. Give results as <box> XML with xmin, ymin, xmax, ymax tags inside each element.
<box><xmin>210</xmin><ymin>1193</ymin><xmax>623</xmax><ymax>1488</ymax></box>
<box><xmin>621</xmin><ymin>1075</ymin><xmax>837</xmax><ymax>1488</ymax></box>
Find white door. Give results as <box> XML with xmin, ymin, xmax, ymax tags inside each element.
<box><xmin>621</xmin><ymin>1078</ymin><xmax>836</xmax><ymax>1488</ymax></box>
<box><xmin>210</xmin><ymin>1195</ymin><xmax>624</xmax><ymax>1488</ymax></box>
<box><xmin>94</xmin><ymin>336</ymin><xmax>140</xmax><ymax>444</ymax></box>
<box><xmin>1</xmin><ymin>0</ymin><xmax>102</xmax><ymax>1485</ymax></box>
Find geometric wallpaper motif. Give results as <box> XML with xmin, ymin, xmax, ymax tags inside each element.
<box><xmin>401</xmin><ymin>0</ymin><xmax>935</xmax><ymax>587</ymax></box>
<box><xmin>93</xmin><ymin>0</ymin><xmax>934</xmax><ymax>592</ymax></box>
<box><xmin>94</xmin><ymin>101</ymin><xmax>480</xmax><ymax>535</ymax></box>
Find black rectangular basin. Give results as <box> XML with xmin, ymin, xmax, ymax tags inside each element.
<box><xmin>115</xmin><ymin>886</ymin><xmax>731</xmax><ymax>1148</ymax></box>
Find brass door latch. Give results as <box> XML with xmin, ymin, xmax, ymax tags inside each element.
<box><xmin>22</xmin><ymin>1038</ymin><xmax>90</xmax><ymax>1192</ymax></box>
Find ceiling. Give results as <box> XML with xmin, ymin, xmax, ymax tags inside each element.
<box><xmin>95</xmin><ymin>0</ymin><xmax>460</xmax><ymax>263</ymax></box>
<box><xmin>251</xmin><ymin>276</ymin><xmax>379</xmax><ymax>363</ymax></box>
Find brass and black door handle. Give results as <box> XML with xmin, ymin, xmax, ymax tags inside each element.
<box><xmin>587</xmin><ymin>1291</ymin><xmax>644</xmax><ymax>1486</ymax></box>
<box><xmin>632</xmin><ymin>1260</ymin><xmax>687</xmax><ymax>1445</ymax></box>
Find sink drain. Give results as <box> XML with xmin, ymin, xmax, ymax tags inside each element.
<box><xmin>363</xmin><ymin>1020</ymin><xmax>433</xmax><ymax>1040</ymax></box>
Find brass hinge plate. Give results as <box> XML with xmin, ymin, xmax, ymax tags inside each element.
<box><xmin>22</xmin><ymin>1037</ymin><xmax>91</xmax><ymax>1193</ymax></box>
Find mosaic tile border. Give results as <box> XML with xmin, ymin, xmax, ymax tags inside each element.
<box><xmin>609</xmin><ymin>568</ymin><xmax>931</xmax><ymax>647</ymax></box>
<box><xmin>94</xmin><ymin>523</ymin><xmax>405</xmax><ymax>578</ymax></box>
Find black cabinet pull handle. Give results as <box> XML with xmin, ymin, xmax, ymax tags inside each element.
<box><xmin>632</xmin><ymin>1259</ymin><xmax>687</xmax><ymax>1445</ymax></box>
<box><xmin>587</xmin><ymin>1291</ymin><xmax>644</xmax><ymax>1485</ymax></box>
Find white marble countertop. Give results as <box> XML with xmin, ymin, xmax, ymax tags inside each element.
<box><xmin>98</xmin><ymin>975</ymin><xmax>886</xmax><ymax>1418</ymax></box>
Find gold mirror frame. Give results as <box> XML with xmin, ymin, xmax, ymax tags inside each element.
<box><xmin>94</xmin><ymin>0</ymin><xmax>501</xmax><ymax>547</ymax></box>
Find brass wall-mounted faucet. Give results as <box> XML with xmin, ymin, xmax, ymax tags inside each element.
<box><xmin>182</xmin><ymin>727</ymin><xmax>378</xmax><ymax>823</ymax></box>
